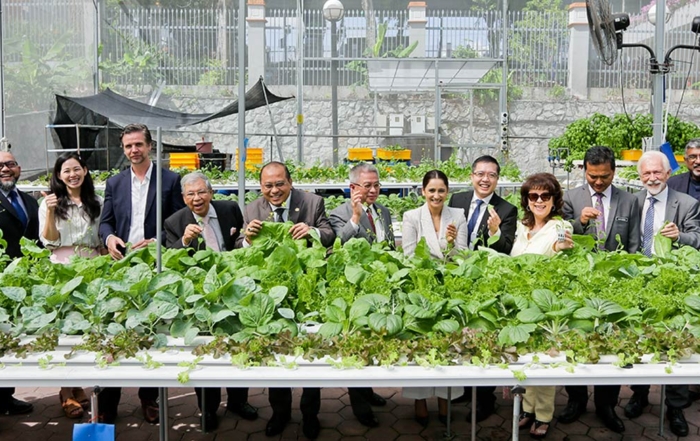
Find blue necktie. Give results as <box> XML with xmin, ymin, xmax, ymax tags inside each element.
<box><xmin>642</xmin><ymin>196</ymin><xmax>656</xmax><ymax>257</ymax></box>
<box><xmin>467</xmin><ymin>199</ymin><xmax>483</xmax><ymax>244</ymax></box>
<box><xmin>8</xmin><ymin>190</ymin><xmax>27</xmax><ymax>230</ymax></box>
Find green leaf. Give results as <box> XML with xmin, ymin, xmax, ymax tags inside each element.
<box><xmin>268</xmin><ymin>286</ymin><xmax>288</xmax><ymax>305</ymax></box>
<box><xmin>318</xmin><ymin>322</ymin><xmax>343</xmax><ymax>338</ymax></box>
<box><xmin>532</xmin><ymin>289</ymin><xmax>556</xmax><ymax>312</ymax></box>
<box><xmin>573</xmin><ymin>306</ymin><xmax>601</xmax><ymax>320</ymax></box>
<box><xmin>517</xmin><ymin>307</ymin><xmax>546</xmax><ymax>323</ymax></box>
<box><xmin>277</xmin><ymin>308</ymin><xmax>295</xmax><ymax>320</ymax></box>
<box><xmin>497</xmin><ymin>324</ymin><xmax>536</xmax><ymax>346</ymax></box>
<box><xmin>368</xmin><ymin>312</ymin><xmax>387</xmax><ymax>332</ymax></box>
<box><xmin>345</xmin><ymin>264</ymin><xmax>369</xmax><ymax>285</ymax></box>
<box><xmin>433</xmin><ymin>319</ymin><xmax>460</xmax><ymax>333</ymax></box>
<box><xmin>385</xmin><ymin>314</ymin><xmax>403</xmax><ymax>336</ymax></box>
<box><xmin>2</xmin><ymin>287</ymin><xmax>26</xmax><ymax>302</ymax></box>
<box><xmin>324</xmin><ymin>304</ymin><xmax>346</xmax><ymax>323</ymax></box>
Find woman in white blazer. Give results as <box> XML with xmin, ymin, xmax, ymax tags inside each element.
<box><xmin>401</xmin><ymin>170</ymin><xmax>468</xmax><ymax>426</ymax></box>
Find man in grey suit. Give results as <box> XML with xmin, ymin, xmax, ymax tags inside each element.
<box><xmin>561</xmin><ymin>146</ymin><xmax>641</xmax><ymax>433</ymax></box>
<box><xmin>164</xmin><ymin>172</ymin><xmax>257</xmax><ymax>432</ymax></box>
<box><xmin>446</xmin><ymin>155</ymin><xmax>518</xmax><ymax>421</ymax></box>
<box><xmin>329</xmin><ymin>163</ymin><xmax>392</xmax><ymax>428</ymax></box>
<box><xmin>240</xmin><ymin>161</ymin><xmax>334</xmax><ymax>439</ymax></box>
<box><xmin>668</xmin><ymin>138</ymin><xmax>700</xmax><ymax>200</ymax></box>
<box><xmin>624</xmin><ymin>151</ymin><xmax>700</xmax><ymax>437</ymax></box>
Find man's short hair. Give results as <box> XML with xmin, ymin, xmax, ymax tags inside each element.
<box><xmin>472</xmin><ymin>155</ymin><xmax>501</xmax><ymax>175</ymax></box>
<box><xmin>637</xmin><ymin>151</ymin><xmax>670</xmax><ymax>175</ymax></box>
<box><xmin>120</xmin><ymin>123</ymin><xmax>153</xmax><ymax>146</ymax></box>
<box><xmin>259</xmin><ymin>161</ymin><xmax>292</xmax><ymax>181</ymax></box>
<box><xmin>180</xmin><ymin>172</ymin><xmax>213</xmax><ymax>193</ymax></box>
<box><xmin>583</xmin><ymin>146</ymin><xmax>616</xmax><ymax>170</ymax></box>
<box><xmin>685</xmin><ymin>138</ymin><xmax>700</xmax><ymax>151</ymax></box>
<box><xmin>349</xmin><ymin>163</ymin><xmax>379</xmax><ymax>182</ymax></box>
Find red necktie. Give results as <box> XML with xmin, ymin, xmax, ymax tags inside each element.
<box><xmin>366</xmin><ymin>207</ymin><xmax>376</xmax><ymax>233</ymax></box>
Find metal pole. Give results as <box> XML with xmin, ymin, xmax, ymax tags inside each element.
<box><xmin>296</xmin><ymin>0</ymin><xmax>304</xmax><ymax>162</ymax></box>
<box><xmin>0</xmin><ymin>0</ymin><xmax>5</xmax><ymax>140</ymax></box>
<box><xmin>158</xmin><ymin>387</ymin><xmax>168</xmax><ymax>441</ymax></box>
<box><xmin>156</xmin><ymin>127</ymin><xmax>167</xmax><ymax>441</ymax></box>
<box><xmin>238</xmin><ymin>0</ymin><xmax>247</xmax><ymax>211</ymax></box>
<box><xmin>651</xmin><ymin>0</ymin><xmax>665</xmax><ymax>149</ymax></box>
<box><xmin>500</xmin><ymin>0</ymin><xmax>509</xmax><ymax>159</ymax></box>
<box><xmin>94</xmin><ymin>0</ymin><xmax>101</xmax><ymax>93</ymax></box>
<box><xmin>331</xmin><ymin>19</ymin><xmax>339</xmax><ymax>166</ymax></box>
<box><xmin>434</xmin><ymin>60</ymin><xmax>441</xmax><ymax>161</ymax></box>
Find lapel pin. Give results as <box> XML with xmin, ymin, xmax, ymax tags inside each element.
<box><xmin>295</xmin><ymin>208</ymin><xmax>300</xmax><ymax>212</ymax></box>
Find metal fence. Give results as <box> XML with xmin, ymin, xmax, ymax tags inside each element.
<box><xmin>588</xmin><ymin>10</ymin><xmax>700</xmax><ymax>89</ymax></box>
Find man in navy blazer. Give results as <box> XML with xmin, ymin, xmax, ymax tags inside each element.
<box><xmin>97</xmin><ymin>123</ymin><xmax>185</xmax><ymax>424</ymax></box>
<box><xmin>668</xmin><ymin>138</ymin><xmax>700</xmax><ymax>201</ymax></box>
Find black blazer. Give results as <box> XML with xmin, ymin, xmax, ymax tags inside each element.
<box><xmin>448</xmin><ymin>190</ymin><xmax>518</xmax><ymax>254</ymax></box>
<box><xmin>668</xmin><ymin>172</ymin><xmax>695</xmax><ymax>198</ymax></box>
<box><xmin>99</xmin><ymin>165</ymin><xmax>185</xmax><ymax>245</ymax></box>
<box><xmin>164</xmin><ymin>200</ymin><xmax>244</xmax><ymax>251</ymax></box>
<box><xmin>0</xmin><ymin>189</ymin><xmax>39</xmax><ymax>258</ymax></box>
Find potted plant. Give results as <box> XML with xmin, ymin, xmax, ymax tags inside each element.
<box><xmin>377</xmin><ymin>144</ymin><xmax>411</xmax><ymax>161</ymax></box>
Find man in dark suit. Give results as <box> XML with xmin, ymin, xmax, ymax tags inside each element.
<box><xmin>329</xmin><ymin>163</ymin><xmax>392</xmax><ymax>428</ymax></box>
<box><xmin>164</xmin><ymin>172</ymin><xmax>257</xmax><ymax>431</ymax></box>
<box><xmin>0</xmin><ymin>151</ymin><xmax>35</xmax><ymax>419</ymax></box>
<box><xmin>668</xmin><ymin>138</ymin><xmax>700</xmax><ymax>200</ymax></box>
<box><xmin>561</xmin><ymin>145</ymin><xmax>641</xmax><ymax>433</ymax></box>
<box><xmin>241</xmin><ymin>161</ymin><xmax>334</xmax><ymax>439</ymax></box>
<box><xmin>624</xmin><ymin>151</ymin><xmax>700</xmax><ymax>437</ymax></box>
<box><xmin>98</xmin><ymin>123</ymin><xmax>186</xmax><ymax>424</ymax></box>
<box><xmin>446</xmin><ymin>155</ymin><xmax>518</xmax><ymax>421</ymax></box>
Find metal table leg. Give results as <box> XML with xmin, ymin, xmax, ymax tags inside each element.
<box><xmin>511</xmin><ymin>386</ymin><xmax>526</xmax><ymax>441</ymax></box>
<box><xmin>158</xmin><ymin>387</ymin><xmax>169</xmax><ymax>441</ymax></box>
<box><xmin>659</xmin><ymin>384</ymin><xmax>666</xmax><ymax>437</ymax></box>
<box><xmin>471</xmin><ymin>386</ymin><xmax>477</xmax><ymax>441</ymax></box>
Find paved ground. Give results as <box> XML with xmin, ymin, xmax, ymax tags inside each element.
<box><xmin>1</xmin><ymin>385</ymin><xmax>699</xmax><ymax>440</ymax></box>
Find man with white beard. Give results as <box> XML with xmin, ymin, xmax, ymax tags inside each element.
<box><xmin>624</xmin><ymin>150</ymin><xmax>700</xmax><ymax>437</ymax></box>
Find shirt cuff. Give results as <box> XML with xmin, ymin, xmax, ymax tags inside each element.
<box><xmin>349</xmin><ymin>220</ymin><xmax>360</xmax><ymax>232</ymax></box>
<box><xmin>489</xmin><ymin>228</ymin><xmax>501</xmax><ymax>238</ymax></box>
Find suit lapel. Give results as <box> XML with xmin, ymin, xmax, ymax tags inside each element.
<box><xmin>288</xmin><ymin>190</ymin><xmax>302</xmax><ymax>224</ymax></box>
<box><xmin>606</xmin><ymin>187</ymin><xmax>619</xmax><ymax>235</ymax></box>
<box><xmin>145</xmin><ymin>166</ymin><xmax>157</xmax><ymax>218</ymax></box>
<box><xmin>420</xmin><ymin>205</ymin><xmax>442</xmax><ymax>258</ymax></box>
<box><xmin>665</xmin><ymin>190</ymin><xmax>679</xmax><ymax>224</ymax></box>
<box><xmin>0</xmin><ymin>191</ymin><xmax>21</xmax><ymax>223</ymax></box>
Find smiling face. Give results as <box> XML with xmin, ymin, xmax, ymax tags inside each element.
<box><xmin>350</xmin><ymin>170</ymin><xmax>381</xmax><ymax>205</ymax></box>
<box><xmin>527</xmin><ymin>187</ymin><xmax>554</xmax><ymax>223</ymax></box>
<box><xmin>0</xmin><ymin>151</ymin><xmax>20</xmax><ymax>192</ymax></box>
<box><xmin>121</xmin><ymin>131</ymin><xmax>152</xmax><ymax>167</ymax></box>
<box><xmin>58</xmin><ymin>158</ymin><xmax>86</xmax><ymax>191</ymax></box>
<box><xmin>640</xmin><ymin>155</ymin><xmax>670</xmax><ymax>196</ymax></box>
<box><xmin>183</xmin><ymin>178</ymin><xmax>213</xmax><ymax>217</ymax></box>
<box><xmin>260</xmin><ymin>164</ymin><xmax>292</xmax><ymax>206</ymax></box>
<box><xmin>423</xmin><ymin>178</ymin><xmax>449</xmax><ymax>211</ymax></box>
<box><xmin>585</xmin><ymin>162</ymin><xmax>614</xmax><ymax>194</ymax></box>
<box><xmin>471</xmin><ymin>161</ymin><xmax>499</xmax><ymax>199</ymax></box>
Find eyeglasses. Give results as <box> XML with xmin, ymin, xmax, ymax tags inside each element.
<box><xmin>0</xmin><ymin>161</ymin><xmax>18</xmax><ymax>169</ymax></box>
<box><xmin>686</xmin><ymin>154</ymin><xmax>700</xmax><ymax>162</ymax></box>
<box><xmin>184</xmin><ymin>190</ymin><xmax>210</xmax><ymax>199</ymax></box>
<box><xmin>352</xmin><ymin>182</ymin><xmax>381</xmax><ymax>190</ymax></box>
<box><xmin>527</xmin><ymin>192</ymin><xmax>552</xmax><ymax>202</ymax></box>
<box><xmin>472</xmin><ymin>171</ymin><xmax>499</xmax><ymax>180</ymax></box>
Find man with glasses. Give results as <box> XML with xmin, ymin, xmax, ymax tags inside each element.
<box><xmin>239</xmin><ymin>161</ymin><xmax>334</xmax><ymax>439</ymax></box>
<box><xmin>668</xmin><ymin>138</ymin><xmax>700</xmax><ymax>201</ymax></box>
<box><xmin>447</xmin><ymin>155</ymin><xmax>518</xmax><ymax>421</ymax></box>
<box><xmin>623</xmin><ymin>151</ymin><xmax>700</xmax><ymax>437</ymax></box>
<box><xmin>0</xmin><ymin>151</ymin><xmax>36</xmax><ymax>421</ymax></box>
<box><xmin>329</xmin><ymin>163</ymin><xmax>393</xmax><ymax>428</ymax></box>
<box><xmin>98</xmin><ymin>123</ymin><xmax>186</xmax><ymax>424</ymax></box>
<box><xmin>561</xmin><ymin>145</ymin><xmax>640</xmax><ymax>433</ymax></box>
<box><xmin>164</xmin><ymin>172</ymin><xmax>257</xmax><ymax>431</ymax></box>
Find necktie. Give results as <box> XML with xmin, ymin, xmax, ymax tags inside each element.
<box><xmin>594</xmin><ymin>192</ymin><xmax>606</xmax><ymax>247</ymax></box>
<box><xmin>202</xmin><ymin>216</ymin><xmax>220</xmax><ymax>251</ymax></box>
<box><xmin>8</xmin><ymin>190</ymin><xmax>27</xmax><ymax>229</ymax></box>
<box><xmin>467</xmin><ymin>199</ymin><xmax>483</xmax><ymax>244</ymax></box>
<box><xmin>274</xmin><ymin>207</ymin><xmax>285</xmax><ymax>223</ymax></box>
<box><xmin>642</xmin><ymin>196</ymin><xmax>656</xmax><ymax>257</ymax></box>
<box><xmin>366</xmin><ymin>206</ymin><xmax>376</xmax><ymax>233</ymax></box>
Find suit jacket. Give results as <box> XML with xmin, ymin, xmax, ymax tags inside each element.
<box><xmin>329</xmin><ymin>201</ymin><xmax>395</xmax><ymax>248</ymax></box>
<box><xmin>667</xmin><ymin>172</ymin><xmax>698</xmax><ymax>199</ymax></box>
<box><xmin>99</xmin><ymin>165</ymin><xmax>185</xmax><ymax>246</ymax></box>
<box><xmin>448</xmin><ymin>190</ymin><xmax>518</xmax><ymax>254</ymax></box>
<box><xmin>164</xmin><ymin>200</ymin><xmax>244</xmax><ymax>251</ymax></box>
<box><xmin>0</xmin><ymin>189</ymin><xmax>39</xmax><ymax>258</ymax></box>
<box><xmin>402</xmin><ymin>204</ymin><xmax>468</xmax><ymax>259</ymax></box>
<box><xmin>239</xmin><ymin>188</ymin><xmax>335</xmax><ymax>248</ymax></box>
<box><xmin>635</xmin><ymin>188</ymin><xmax>700</xmax><ymax>250</ymax></box>
<box><xmin>563</xmin><ymin>184</ymin><xmax>641</xmax><ymax>253</ymax></box>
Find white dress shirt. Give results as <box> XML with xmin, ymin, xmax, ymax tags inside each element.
<box><xmin>191</xmin><ymin>205</ymin><xmax>226</xmax><ymax>251</ymax></box>
<box><xmin>127</xmin><ymin>162</ymin><xmax>153</xmax><ymax>244</ymax></box>
<box><xmin>641</xmin><ymin>186</ymin><xmax>668</xmax><ymax>255</ymax></box>
<box><xmin>349</xmin><ymin>204</ymin><xmax>386</xmax><ymax>243</ymax></box>
<box><xmin>467</xmin><ymin>193</ymin><xmax>494</xmax><ymax>249</ymax></box>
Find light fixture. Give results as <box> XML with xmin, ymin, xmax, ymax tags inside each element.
<box><xmin>323</xmin><ymin>0</ymin><xmax>345</xmax><ymax>22</ymax></box>
<box><xmin>648</xmin><ymin>1</ymin><xmax>671</xmax><ymax>26</ymax></box>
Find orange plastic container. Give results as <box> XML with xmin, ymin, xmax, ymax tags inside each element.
<box><xmin>377</xmin><ymin>148</ymin><xmax>411</xmax><ymax>161</ymax></box>
<box><xmin>347</xmin><ymin>148</ymin><xmax>374</xmax><ymax>161</ymax></box>
<box><xmin>235</xmin><ymin>148</ymin><xmax>264</xmax><ymax>171</ymax></box>
<box><xmin>169</xmin><ymin>153</ymin><xmax>200</xmax><ymax>170</ymax></box>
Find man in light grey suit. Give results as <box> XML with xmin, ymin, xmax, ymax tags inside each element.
<box><xmin>561</xmin><ymin>146</ymin><xmax>641</xmax><ymax>433</ymax></box>
<box><xmin>624</xmin><ymin>151</ymin><xmax>700</xmax><ymax>437</ymax></box>
<box><xmin>239</xmin><ymin>161</ymin><xmax>334</xmax><ymax>439</ymax></box>
<box><xmin>329</xmin><ymin>163</ymin><xmax>392</xmax><ymax>428</ymax></box>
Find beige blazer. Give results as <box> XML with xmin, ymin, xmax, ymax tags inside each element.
<box><xmin>402</xmin><ymin>204</ymin><xmax>468</xmax><ymax>259</ymax></box>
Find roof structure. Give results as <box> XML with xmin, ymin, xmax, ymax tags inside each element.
<box><xmin>366</xmin><ymin>58</ymin><xmax>498</xmax><ymax>92</ymax></box>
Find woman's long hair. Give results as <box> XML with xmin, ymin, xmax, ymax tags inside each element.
<box><xmin>50</xmin><ymin>153</ymin><xmax>101</xmax><ymax>222</ymax></box>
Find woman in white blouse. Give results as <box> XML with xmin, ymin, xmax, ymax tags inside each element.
<box><xmin>401</xmin><ymin>170</ymin><xmax>468</xmax><ymax>426</ymax></box>
<box><xmin>39</xmin><ymin>153</ymin><xmax>103</xmax><ymax>419</ymax></box>
<box><xmin>511</xmin><ymin>173</ymin><xmax>573</xmax><ymax>438</ymax></box>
